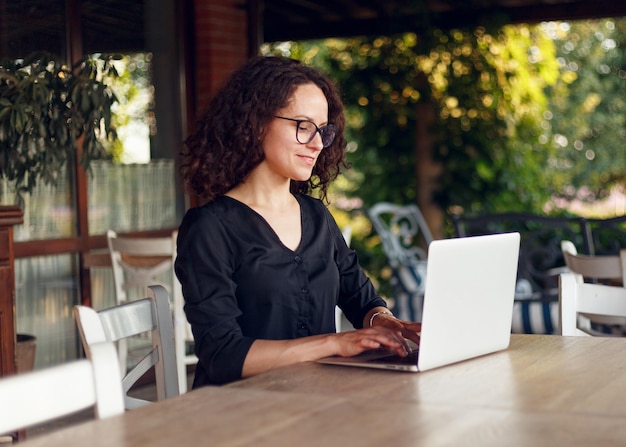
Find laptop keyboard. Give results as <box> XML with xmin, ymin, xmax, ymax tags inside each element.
<box><xmin>369</xmin><ymin>348</ymin><xmax>419</xmax><ymax>365</ymax></box>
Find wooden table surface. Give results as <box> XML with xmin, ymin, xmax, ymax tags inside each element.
<box><xmin>229</xmin><ymin>334</ymin><xmax>626</xmax><ymax>417</ymax></box>
<box><xmin>20</xmin><ymin>334</ymin><xmax>626</xmax><ymax>446</ymax></box>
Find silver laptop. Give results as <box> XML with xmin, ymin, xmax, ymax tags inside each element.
<box><xmin>318</xmin><ymin>232</ymin><xmax>520</xmax><ymax>372</ymax></box>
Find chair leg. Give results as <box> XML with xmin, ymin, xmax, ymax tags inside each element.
<box><xmin>117</xmin><ymin>338</ymin><xmax>128</xmax><ymax>376</ymax></box>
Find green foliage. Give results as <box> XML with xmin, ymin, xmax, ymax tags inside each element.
<box><xmin>104</xmin><ymin>53</ymin><xmax>153</xmax><ymax>163</ymax></box>
<box><xmin>313</xmin><ymin>36</ymin><xmax>427</xmax><ymax>207</ymax></box>
<box><xmin>0</xmin><ymin>52</ymin><xmax>119</xmax><ymax>198</ymax></box>
<box><xmin>542</xmin><ymin>19</ymin><xmax>626</xmax><ymax>209</ymax></box>
<box><xmin>266</xmin><ymin>25</ymin><xmax>560</xmax><ymax>215</ymax></box>
<box><xmin>427</xmin><ymin>26</ymin><xmax>559</xmax><ymax>214</ymax></box>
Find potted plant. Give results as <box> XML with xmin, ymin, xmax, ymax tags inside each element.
<box><xmin>0</xmin><ymin>51</ymin><xmax>119</xmax><ymax>202</ymax></box>
<box><xmin>0</xmin><ymin>52</ymin><xmax>119</xmax><ymax>374</ymax></box>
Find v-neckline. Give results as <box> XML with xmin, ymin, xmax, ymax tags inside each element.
<box><xmin>221</xmin><ymin>194</ymin><xmax>304</xmax><ymax>253</ymax></box>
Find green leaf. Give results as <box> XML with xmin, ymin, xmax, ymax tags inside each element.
<box><xmin>0</xmin><ymin>106</ymin><xmax>10</xmax><ymax>121</ymax></box>
<box><xmin>81</xmin><ymin>89</ymin><xmax>91</xmax><ymax>113</ymax></box>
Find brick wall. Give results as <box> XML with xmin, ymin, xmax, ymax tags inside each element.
<box><xmin>193</xmin><ymin>0</ymin><xmax>249</xmax><ymax>115</ymax></box>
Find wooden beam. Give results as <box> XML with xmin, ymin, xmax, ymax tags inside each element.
<box><xmin>0</xmin><ymin>205</ymin><xmax>24</xmax><ymax>379</ymax></box>
<box><xmin>263</xmin><ymin>0</ymin><xmax>626</xmax><ymax>42</ymax></box>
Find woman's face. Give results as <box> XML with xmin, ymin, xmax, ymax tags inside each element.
<box><xmin>261</xmin><ymin>83</ymin><xmax>329</xmax><ymax>182</ymax></box>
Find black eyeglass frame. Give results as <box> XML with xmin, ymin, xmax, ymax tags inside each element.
<box><xmin>274</xmin><ymin>116</ymin><xmax>337</xmax><ymax>148</ymax></box>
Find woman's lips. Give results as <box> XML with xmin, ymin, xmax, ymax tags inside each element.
<box><xmin>297</xmin><ymin>154</ymin><xmax>316</xmax><ymax>166</ymax></box>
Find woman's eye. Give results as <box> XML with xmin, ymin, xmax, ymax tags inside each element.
<box><xmin>298</xmin><ymin>122</ymin><xmax>314</xmax><ymax>133</ymax></box>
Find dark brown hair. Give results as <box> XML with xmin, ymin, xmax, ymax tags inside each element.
<box><xmin>181</xmin><ymin>56</ymin><xmax>348</xmax><ymax>203</ymax></box>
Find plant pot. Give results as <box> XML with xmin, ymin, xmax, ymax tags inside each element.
<box><xmin>16</xmin><ymin>334</ymin><xmax>36</xmax><ymax>373</ymax></box>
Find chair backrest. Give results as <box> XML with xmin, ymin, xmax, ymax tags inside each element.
<box><xmin>335</xmin><ymin>225</ymin><xmax>353</xmax><ymax>332</ymax></box>
<box><xmin>74</xmin><ymin>285</ymin><xmax>179</xmax><ymax>409</ymax></box>
<box><xmin>367</xmin><ymin>202</ymin><xmax>433</xmax><ymax>268</ymax></box>
<box><xmin>559</xmin><ymin>272</ymin><xmax>626</xmax><ymax>336</ymax></box>
<box><xmin>367</xmin><ymin>202</ymin><xmax>434</xmax><ymax>322</ymax></box>
<box><xmin>341</xmin><ymin>225</ymin><xmax>352</xmax><ymax>247</ymax></box>
<box><xmin>107</xmin><ymin>229</ymin><xmax>196</xmax><ymax>394</ymax></box>
<box><xmin>0</xmin><ymin>342</ymin><xmax>123</xmax><ymax>434</ymax></box>
<box><xmin>107</xmin><ymin>229</ymin><xmax>175</xmax><ymax>305</ymax></box>
<box><xmin>561</xmin><ymin>240</ymin><xmax>626</xmax><ymax>284</ymax></box>
<box><xmin>585</xmin><ymin>215</ymin><xmax>626</xmax><ymax>255</ymax></box>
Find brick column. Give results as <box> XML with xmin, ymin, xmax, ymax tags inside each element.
<box><xmin>193</xmin><ymin>0</ymin><xmax>249</xmax><ymax>113</ymax></box>
<box><xmin>188</xmin><ymin>0</ymin><xmax>250</xmax><ymax>207</ymax></box>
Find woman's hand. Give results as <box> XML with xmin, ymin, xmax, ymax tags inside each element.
<box><xmin>330</xmin><ymin>326</ymin><xmax>412</xmax><ymax>358</ymax></box>
<box><xmin>372</xmin><ymin>313</ymin><xmax>422</xmax><ymax>346</ymax></box>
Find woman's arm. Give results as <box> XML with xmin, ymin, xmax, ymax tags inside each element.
<box><xmin>242</xmin><ymin>325</ymin><xmax>410</xmax><ymax>378</ymax></box>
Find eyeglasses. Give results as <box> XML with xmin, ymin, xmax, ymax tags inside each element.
<box><xmin>275</xmin><ymin>116</ymin><xmax>337</xmax><ymax>148</ymax></box>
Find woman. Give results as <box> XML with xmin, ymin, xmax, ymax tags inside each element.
<box><xmin>175</xmin><ymin>55</ymin><xmax>421</xmax><ymax>387</ymax></box>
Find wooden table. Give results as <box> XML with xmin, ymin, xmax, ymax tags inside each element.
<box><xmin>230</xmin><ymin>334</ymin><xmax>626</xmax><ymax>416</ymax></box>
<box><xmin>20</xmin><ymin>334</ymin><xmax>626</xmax><ymax>446</ymax></box>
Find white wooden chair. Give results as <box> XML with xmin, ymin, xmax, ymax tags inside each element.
<box><xmin>561</xmin><ymin>240</ymin><xmax>626</xmax><ymax>333</ymax></box>
<box><xmin>559</xmin><ymin>272</ymin><xmax>626</xmax><ymax>336</ymax></box>
<box><xmin>74</xmin><ymin>285</ymin><xmax>179</xmax><ymax>409</ymax></box>
<box><xmin>0</xmin><ymin>341</ymin><xmax>123</xmax><ymax>436</ymax></box>
<box><xmin>107</xmin><ymin>229</ymin><xmax>197</xmax><ymax>394</ymax></box>
<box><xmin>335</xmin><ymin>225</ymin><xmax>353</xmax><ymax>332</ymax></box>
<box><xmin>367</xmin><ymin>202</ymin><xmax>434</xmax><ymax>322</ymax></box>
<box><xmin>561</xmin><ymin>240</ymin><xmax>626</xmax><ymax>284</ymax></box>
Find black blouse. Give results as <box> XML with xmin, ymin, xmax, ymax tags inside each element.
<box><xmin>174</xmin><ymin>194</ymin><xmax>387</xmax><ymax>386</ymax></box>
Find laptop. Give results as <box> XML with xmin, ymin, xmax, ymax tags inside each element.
<box><xmin>318</xmin><ymin>232</ymin><xmax>520</xmax><ymax>372</ymax></box>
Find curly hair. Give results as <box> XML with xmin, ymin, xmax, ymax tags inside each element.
<box><xmin>181</xmin><ymin>56</ymin><xmax>348</xmax><ymax>203</ymax></box>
